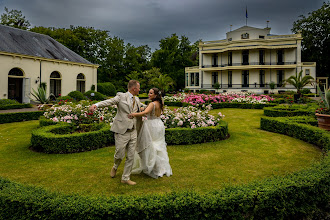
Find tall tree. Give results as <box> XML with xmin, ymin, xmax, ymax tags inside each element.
<box><xmin>151</xmin><ymin>34</ymin><xmax>198</xmax><ymax>91</ymax></box>
<box><xmin>292</xmin><ymin>2</ymin><xmax>330</xmax><ymax>77</ymax></box>
<box><xmin>0</xmin><ymin>7</ymin><xmax>30</xmax><ymax>29</ymax></box>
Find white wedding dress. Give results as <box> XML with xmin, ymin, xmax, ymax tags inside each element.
<box><xmin>132</xmin><ymin>102</ymin><xmax>172</xmax><ymax>178</ymax></box>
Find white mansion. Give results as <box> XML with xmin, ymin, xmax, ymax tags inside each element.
<box><xmin>185</xmin><ymin>26</ymin><xmax>318</xmax><ymax>94</ymax></box>
<box><xmin>0</xmin><ymin>25</ymin><xmax>98</xmax><ymax>103</ymax></box>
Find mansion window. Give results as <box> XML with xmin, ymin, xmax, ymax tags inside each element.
<box><xmin>76</xmin><ymin>73</ymin><xmax>86</xmax><ymax>93</ymax></box>
<box><xmin>212</xmin><ymin>72</ymin><xmax>218</xmax><ymax>85</ymax></box>
<box><xmin>242</xmin><ymin>50</ymin><xmax>249</xmax><ymax>65</ymax></box>
<box><xmin>277</xmin><ymin>50</ymin><xmax>284</xmax><ymax>65</ymax></box>
<box><xmin>259</xmin><ymin>70</ymin><xmax>265</xmax><ymax>87</ymax></box>
<box><xmin>241</xmin><ymin>33</ymin><xmax>249</xmax><ymax>39</ymax></box>
<box><xmin>259</xmin><ymin>50</ymin><xmax>265</xmax><ymax>65</ymax></box>
<box><xmin>228</xmin><ymin>52</ymin><xmax>232</xmax><ymax>66</ymax></box>
<box><xmin>242</xmin><ymin>70</ymin><xmax>249</xmax><ymax>87</ymax></box>
<box><xmin>228</xmin><ymin>71</ymin><xmax>232</xmax><ymax>88</ymax></box>
<box><xmin>50</xmin><ymin>71</ymin><xmax>61</xmax><ymax>97</ymax></box>
<box><xmin>190</xmin><ymin>72</ymin><xmax>199</xmax><ymax>86</ymax></box>
<box><xmin>186</xmin><ymin>73</ymin><xmax>189</xmax><ymax>86</ymax></box>
<box><xmin>195</xmin><ymin>72</ymin><xmax>199</xmax><ymax>86</ymax></box>
<box><xmin>305</xmin><ymin>69</ymin><xmax>310</xmax><ymax>76</ymax></box>
<box><xmin>212</xmin><ymin>54</ymin><xmax>218</xmax><ymax>67</ymax></box>
<box><xmin>277</xmin><ymin>70</ymin><xmax>285</xmax><ymax>87</ymax></box>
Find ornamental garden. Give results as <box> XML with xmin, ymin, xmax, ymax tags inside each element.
<box><xmin>0</xmin><ymin>91</ymin><xmax>329</xmax><ymax>219</ymax></box>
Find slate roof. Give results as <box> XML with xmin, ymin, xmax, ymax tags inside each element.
<box><xmin>0</xmin><ymin>24</ymin><xmax>94</xmax><ymax>65</ymax></box>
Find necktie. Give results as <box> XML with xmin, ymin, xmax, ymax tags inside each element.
<box><xmin>132</xmin><ymin>97</ymin><xmax>136</xmax><ymax>109</ymax></box>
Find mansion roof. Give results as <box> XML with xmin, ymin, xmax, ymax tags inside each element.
<box><xmin>0</xmin><ymin>24</ymin><xmax>93</xmax><ymax>65</ymax></box>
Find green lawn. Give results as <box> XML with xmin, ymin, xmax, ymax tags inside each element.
<box><xmin>0</xmin><ymin>108</ymin><xmax>322</xmax><ymax>197</ymax></box>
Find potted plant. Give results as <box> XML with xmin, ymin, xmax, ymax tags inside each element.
<box><xmin>213</xmin><ymin>82</ymin><xmax>220</xmax><ymax>93</ymax></box>
<box><xmin>269</xmin><ymin>81</ymin><xmax>276</xmax><ymax>94</ymax></box>
<box><xmin>315</xmin><ymin>84</ymin><xmax>330</xmax><ymax>131</ymax></box>
<box><xmin>284</xmin><ymin>70</ymin><xmax>314</xmax><ymax>103</ymax></box>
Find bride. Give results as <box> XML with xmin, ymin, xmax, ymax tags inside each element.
<box><xmin>128</xmin><ymin>87</ymin><xmax>172</xmax><ymax>179</ymax></box>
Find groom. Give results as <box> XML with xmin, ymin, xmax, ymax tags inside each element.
<box><xmin>89</xmin><ymin>80</ymin><xmax>144</xmax><ymax>185</ymax></box>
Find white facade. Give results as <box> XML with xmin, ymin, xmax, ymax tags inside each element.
<box><xmin>0</xmin><ymin>52</ymin><xmax>98</xmax><ymax>103</ymax></box>
<box><xmin>185</xmin><ymin>26</ymin><xmax>317</xmax><ymax>94</ymax></box>
<box><xmin>0</xmin><ymin>25</ymin><xmax>98</xmax><ymax>103</ymax></box>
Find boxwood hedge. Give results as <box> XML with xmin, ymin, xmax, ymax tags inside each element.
<box><xmin>31</xmin><ymin>120</ymin><xmax>229</xmax><ymax>153</ymax></box>
<box><xmin>263</xmin><ymin>105</ymin><xmax>316</xmax><ymax>117</ymax></box>
<box><xmin>0</xmin><ymin>153</ymin><xmax>328</xmax><ymax>219</ymax></box>
<box><xmin>0</xmin><ymin>111</ymin><xmax>44</xmax><ymax>124</ymax></box>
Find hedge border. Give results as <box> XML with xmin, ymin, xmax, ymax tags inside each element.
<box><xmin>31</xmin><ymin>120</ymin><xmax>229</xmax><ymax>153</ymax></box>
<box><xmin>31</xmin><ymin>123</ymin><xmax>114</xmax><ymax>153</ymax></box>
<box><xmin>0</xmin><ymin>103</ymin><xmax>32</xmax><ymax>110</ymax></box>
<box><xmin>263</xmin><ymin>106</ymin><xmax>315</xmax><ymax>117</ymax></box>
<box><xmin>0</xmin><ymin>151</ymin><xmax>328</xmax><ymax>219</ymax></box>
<box><xmin>260</xmin><ymin>116</ymin><xmax>330</xmax><ymax>152</ymax></box>
<box><xmin>0</xmin><ymin>111</ymin><xmax>44</xmax><ymax>124</ymax></box>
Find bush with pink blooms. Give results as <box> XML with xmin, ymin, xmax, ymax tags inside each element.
<box><xmin>181</xmin><ymin>92</ymin><xmax>275</xmax><ymax>106</ymax></box>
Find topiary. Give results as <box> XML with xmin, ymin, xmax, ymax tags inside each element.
<box><xmin>97</xmin><ymin>82</ymin><xmax>117</xmax><ymax>96</ymax></box>
<box><xmin>67</xmin><ymin>91</ymin><xmax>87</xmax><ymax>101</ymax></box>
<box><xmin>84</xmin><ymin>90</ymin><xmax>106</xmax><ymax>101</ymax></box>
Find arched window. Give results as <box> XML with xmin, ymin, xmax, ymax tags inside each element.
<box><xmin>9</xmin><ymin>68</ymin><xmax>24</xmax><ymax>77</ymax></box>
<box><xmin>76</xmin><ymin>73</ymin><xmax>85</xmax><ymax>93</ymax></box>
<box><xmin>50</xmin><ymin>71</ymin><xmax>61</xmax><ymax>97</ymax></box>
<box><xmin>8</xmin><ymin>68</ymin><xmax>24</xmax><ymax>102</ymax></box>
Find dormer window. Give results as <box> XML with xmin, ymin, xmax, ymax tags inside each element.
<box><xmin>259</xmin><ymin>35</ymin><xmax>265</xmax><ymax>39</ymax></box>
<box><xmin>241</xmin><ymin>33</ymin><xmax>249</xmax><ymax>39</ymax></box>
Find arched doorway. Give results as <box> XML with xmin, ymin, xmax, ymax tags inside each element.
<box><xmin>76</xmin><ymin>73</ymin><xmax>85</xmax><ymax>93</ymax></box>
<box><xmin>50</xmin><ymin>71</ymin><xmax>61</xmax><ymax>97</ymax></box>
<box><xmin>8</xmin><ymin>68</ymin><xmax>24</xmax><ymax>103</ymax></box>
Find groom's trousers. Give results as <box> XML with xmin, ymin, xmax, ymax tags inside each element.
<box><xmin>113</xmin><ymin>129</ymin><xmax>137</xmax><ymax>181</ymax></box>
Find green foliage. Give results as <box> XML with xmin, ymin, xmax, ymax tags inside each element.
<box><xmin>263</xmin><ymin>104</ymin><xmax>317</xmax><ymax>117</ymax></box>
<box><xmin>0</xmin><ymin>99</ymin><xmax>32</xmax><ymax>110</ymax></box>
<box><xmin>84</xmin><ymin>90</ymin><xmax>106</xmax><ymax>101</ymax></box>
<box><xmin>67</xmin><ymin>91</ymin><xmax>87</xmax><ymax>101</ymax></box>
<box><xmin>210</xmin><ymin>102</ymin><xmax>277</xmax><ymax>109</ymax></box>
<box><xmin>0</xmin><ymin>155</ymin><xmax>328</xmax><ymax>219</ymax></box>
<box><xmin>150</xmin><ymin>74</ymin><xmax>175</xmax><ymax>94</ymax></box>
<box><xmin>31</xmin><ymin>123</ymin><xmax>114</xmax><ymax>153</ymax></box>
<box><xmin>166</xmin><ymin>121</ymin><xmax>228</xmax><ymax>145</ymax></box>
<box><xmin>97</xmin><ymin>82</ymin><xmax>117</xmax><ymax>96</ymax></box>
<box><xmin>0</xmin><ymin>7</ymin><xmax>30</xmax><ymax>29</ymax></box>
<box><xmin>56</xmin><ymin>95</ymin><xmax>74</xmax><ymax>103</ymax></box>
<box><xmin>91</xmin><ymin>84</ymin><xmax>95</xmax><ymax>91</ymax></box>
<box><xmin>151</xmin><ymin>34</ymin><xmax>199</xmax><ymax>90</ymax></box>
<box><xmin>284</xmin><ymin>70</ymin><xmax>314</xmax><ymax>94</ymax></box>
<box><xmin>300</xmin><ymin>88</ymin><xmax>311</xmax><ymax>94</ymax></box>
<box><xmin>269</xmin><ymin>81</ymin><xmax>276</xmax><ymax>90</ymax></box>
<box><xmin>31</xmin><ymin>85</ymin><xmax>54</xmax><ymax>104</ymax></box>
<box><xmin>292</xmin><ymin>2</ymin><xmax>330</xmax><ymax>77</ymax></box>
<box><xmin>317</xmin><ymin>84</ymin><xmax>330</xmax><ymax>109</ymax></box>
<box><xmin>213</xmin><ymin>82</ymin><xmax>220</xmax><ymax>89</ymax></box>
<box><xmin>0</xmin><ymin>111</ymin><xmax>43</xmax><ymax>124</ymax></box>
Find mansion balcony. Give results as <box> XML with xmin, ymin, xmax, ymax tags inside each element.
<box><xmin>202</xmin><ymin>61</ymin><xmax>297</xmax><ymax>69</ymax></box>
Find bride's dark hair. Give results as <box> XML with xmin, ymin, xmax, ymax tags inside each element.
<box><xmin>150</xmin><ymin>87</ymin><xmax>163</xmax><ymax>112</ymax></box>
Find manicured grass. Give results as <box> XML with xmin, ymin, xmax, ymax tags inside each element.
<box><xmin>0</xmin><ymin>108</ymin><xmax>322</xmax><ymax>197</ymax></box>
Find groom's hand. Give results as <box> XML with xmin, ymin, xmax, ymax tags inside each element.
<box><xmin>89</xmin><ymin>104</ymin><xmax>97</xmax><ymax>112</ymax></box>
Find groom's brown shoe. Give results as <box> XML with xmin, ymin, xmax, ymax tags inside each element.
<box><xmin>110</xmin><ymin>167</ymin><xmax>117</xmax><ymax>178</ymax></box>
<box><xmin>121</xmin><ymin>180</ymin><xmax>136</xmax><ymax>185</ymax></box>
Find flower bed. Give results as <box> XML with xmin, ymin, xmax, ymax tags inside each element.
<box><xmin>182</xmin><ymin>92</ymin><xmax>275</xmax><ymax>106</ymax></box>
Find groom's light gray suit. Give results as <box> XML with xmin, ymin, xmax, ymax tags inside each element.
<box><xmin>96</xmin><ymin>92</ymin><xmax>143</xmax><ymax>181</ymax></box>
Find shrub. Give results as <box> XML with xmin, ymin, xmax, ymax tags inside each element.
<box><xmin>97</xmin><ymin>82</ymin><xmax>117</xmax><ymax>96</ymax></box>
<box><xmin>263</xmin><ymin>104</ymin><xmax>317</xmax><ymax>117</ymax></box>
<box><xmin>84</xmin><ymin>90</ymin><xmax>106</xmax><ymax>101</ymax></box>
<box><xmin>31</xmin><ymin>123</ymin><xmax>114</xmax><ymax>153</ymax></box>
<box><xmin>0</xmin><ymin>111</ymin><xmax>43</xmax><ymax>124</ymax></box>
<box><xmin>67</xmin><ymin>91</ymin><xmax>87</xmax><ymax>101</ymax></box>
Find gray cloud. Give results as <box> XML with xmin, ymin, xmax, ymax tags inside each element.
<box><xmin>0</xmin><ymin>0</ymin><xmax>324</xmax><ymax>50</ymax></box>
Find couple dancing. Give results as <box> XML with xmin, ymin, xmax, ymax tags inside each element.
<box><xmin>89</xmin><ymin>80</ymin><xmax>172</xmax><ymax>185</ymax></box>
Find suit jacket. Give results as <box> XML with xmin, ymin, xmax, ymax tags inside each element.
<box><xmin>96</xmin><ymin>92</ymin><xmax>144</xmax><ymax>135</ymax></box>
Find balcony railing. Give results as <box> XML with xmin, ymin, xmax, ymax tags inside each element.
<box><xmin>197</xmin><ymin>84</ymin><xmax>299</xmax><ymax>90</ymax></box>
<box><xmin>202</xmin><ymin>61</ymin><xmax>296</xmax><ymax>68</ymax></box>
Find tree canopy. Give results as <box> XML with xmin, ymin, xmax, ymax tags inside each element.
<box><xmin>292</xmin><ymin>2</ymin><xmax>330</xmax><ymax>77</ymax></box>
<box><xmin>0</xmin><ymin>7</ymin><xmax>30</xmax><ymax>29</ymax></box>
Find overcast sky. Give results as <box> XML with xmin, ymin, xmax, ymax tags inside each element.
<box><xmin>0</xmin><ymin>0</ymin><xmax>324</xmax><ymax>51</ymax></box>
